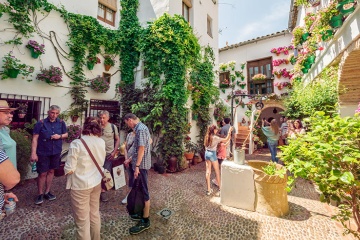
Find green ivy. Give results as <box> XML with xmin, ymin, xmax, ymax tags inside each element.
<box><xmin>190</xmin><ymin>46</ymin><xmax>218</xmax><ymax>150</ymax></box>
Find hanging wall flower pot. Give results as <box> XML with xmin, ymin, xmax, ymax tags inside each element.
<box><xmin>18</xmin><ymin>113</ymin><xmax>26</xmax><ymax>118</ymax></box>
<box><xmin>301</xmin><ymin>32</ymin><xmax>310</xmax><ymax>42</ymax></box>
<box><xmin>30</xmin><ymin>48</ymin><xmax>40</xmax><ymax>59</ymax></box>
<box><xmin>306</xmin><ymin>55</ymin><xmax>316</xmax><ymax>64</ymax></box>
<box><xmin>240</xmin><ymin>85</ymin><xmax>246</xmax><ymax>89</ymax></box>
<box><xmin>87</xmin><ymin>62</ymin><xmax>95</xmax><ymax>70</ymax></box>
<box><xmin>329</xmin><ymin>15</ymin><xmax>343</xmax><ymax>29</ymax></box>
<box><xmin>104</xmin><ymin>64</ymin><xmax>111</xmax><ymax>71</ymax></box>
<box><xmin>321</xmin><ymin>29</ymin><xmax>334</xmax><ymax>41</ymax></box>
<box><xmin>71</xmin><ymin>115</ymin><xmax>79</xmax><ymax>123</ymax></box>
<box><xmin>7</xmin><ymin>69</ymin><xmax>20</xmax><ymax>78</ymax></box>
<box><xmin>303</xmin><ymin>63</ymin><xmax>312</xmax><ymax>69</ymax></box>
<box><xmin>337</xmin><ymin>0</ymin><xmax>355</xmax><ymax>16</ymax></box>
<box><xmin>301</xmin><ymin>67</ymin><xmax>309</xmax><ymax>74</ymax></box>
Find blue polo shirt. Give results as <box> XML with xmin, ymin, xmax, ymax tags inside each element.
<box><xmin>33</xmin><ymin>118</ymin><xmax>67</xmax><ymax>156</ymax></box>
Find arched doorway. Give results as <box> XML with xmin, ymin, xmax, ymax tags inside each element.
<box><xmin>259</xmin><ymin>100</ymin><xmax>286</xmax><ymax>125</ymax></box>
<box><xmin>338</xmin><ymin>37</ymin><xmax>360</xmax><ymax>116</ymax></box>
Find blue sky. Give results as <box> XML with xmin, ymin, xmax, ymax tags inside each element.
<box><xmin>219</xmin><ymin>0</ymin><xmax>291</xmax><ymax>48</ymax></box>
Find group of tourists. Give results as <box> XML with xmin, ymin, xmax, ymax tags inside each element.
<box><xmin>0</xmin><ymin>100</ymin><xmax>152</xmax><ymax>238</ymax></box>
<box><xmin>262</xmin><ymin>116</ymin><xmax>306</xmax><ymax>163</ymax></box>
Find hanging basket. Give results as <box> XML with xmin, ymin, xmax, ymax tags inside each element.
<box><xmin>7</xmin><ymin>69</ymin><xmax>20</xmax><ymax>78</ymax></box>
<box><xmin>30</xmin><ymin>48</ymin><xmax>40</xmax><ymax>59</ymax></box>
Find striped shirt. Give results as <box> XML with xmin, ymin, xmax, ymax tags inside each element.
<box><xmin>132</xmin><ymin>122</ymin><xmax>151</xmax><ymax>170</ymax></box>
<box><xmin>0</xmin><ymin>150</ymin><xmax>8</xmax><ymax>210</ymax></box>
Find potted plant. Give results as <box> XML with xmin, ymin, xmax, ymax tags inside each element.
<box><xmin>89</xmin><ymin>76</ymin><xmax>110</xmax><ymax>93</ymax></box>
<box><xmin>228</xmin><ymin>60</ymin><xmax>236</xmax><ymax>70</ymax></box>
<box><xmin>26</xmin><ymin>40</ymin><xmax>45</xmax><ymax>59</ymax></box>
<box><xmin>68</xmin><ymin>108</ymin><xmax>83</xmax><ymax>122</ymax></box>
<box><xmin>219</xmin><ymin>62</ymin><xmax>228</xmax><ymax>71</ymax></box>
<box><xmin>1</xmin><ymin>52</ymin><xmax>34</xmax><ymax>79</ymax></box>
<box><xmin>292</xmin><ymin>26</ymin><xmax>305</xmax><ymax>47</ymax></box>
<box><xmin>36</xmin><ymin>65</ymin><xmax>63</xmax><ymax>84</ymax></box>
<box><xmin>239</xmin><ymin>82</ymin><xmax>246</xmax><ymax>89</ymax></box>
<box><xmin>65</xmin><ymin>124</ymin><xmax>82</xmax><ymax>143</ymax></box>
<box><xmin>252</xmin><ymin>73</ymin><xmax>267</xmax><ymax>81</ymax></box>
<box><xmin>104</xmin><ymin>55</ymin><xmax>115</xmax><ymax>71</ymax></box>
<box><xmin>17</xmin><ymin>102</ymin><xmax>28</xmax><ymax>118</ymax></box>
<box><xmin>184</xmin><ymin>136</ymin><xmax>199</xmax><ymax>160</ymax></box>
<box><xmin>86</xmin><ymin>56</ymin><xmax>101</xmax><ymax>70</ymax></box>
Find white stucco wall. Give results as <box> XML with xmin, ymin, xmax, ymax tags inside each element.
<box><xmin>219</xmin><ymin>32</ymin><xmax>293</xmax><ymax>126</ymax></box>
<box><xmin>0</xmin><ymin>0</ymin><xmax>121</xmax><ymax>127</ymax></box>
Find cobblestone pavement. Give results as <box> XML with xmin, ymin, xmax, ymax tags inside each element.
<box><xmin>0</xmin><ymin>149</ymin><xmax>356</xmax><ymax>240</ymax></box>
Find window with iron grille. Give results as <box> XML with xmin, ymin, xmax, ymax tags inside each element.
<box><xmin>247</xmin><ymin>58</ymin><xmax>273</xmax><ymax>94</ymax></box>
<box><xmin>0</xmin><ymin>93</ymin><xmax>51</xmax><ymax>129</ymax></box>
<box><xmin>89</xmin><ymin>99</ymin><xmax>120</xmax><ymax>129</ymax></box>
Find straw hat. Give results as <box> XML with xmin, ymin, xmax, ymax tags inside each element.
<box><xmin>0</xmin><ymin>100</ymin><xmax>17</xmax><ymax>111</ymax></box>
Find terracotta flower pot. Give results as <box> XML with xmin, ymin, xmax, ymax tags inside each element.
<box><xmin>104</xmin><ymin>64</ymin><xmax>111</xmax><ymax>71</ymax></box>
<box><xmin>184</xmin><ymin>152</ymin><xmax>194</xmax><ymax>160</ymax></box>
<box><xmin>167</xmin><ymin>156</ymin><xmax>177</xmax><ymax>173</ymax></box>
<box><xmin>71</xmin><ymin>115</ymin><xmax>79</xmax><ymax>123</ymax></box>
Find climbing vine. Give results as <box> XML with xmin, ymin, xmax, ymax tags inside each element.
<box><xmin>190</xmin><ymin>46</ymin><xmax>219</xmax><ymax>151</ymax></box>
<box><xmin>139</xmin><ymin>14</ymin><xmax>201</xmax><ymax>167</ymax></box>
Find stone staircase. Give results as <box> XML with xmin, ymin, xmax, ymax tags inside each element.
<box><xmin>235</xmin><ymin>124</ymin><xmax>251</xmax><ymax>154</ymax></box>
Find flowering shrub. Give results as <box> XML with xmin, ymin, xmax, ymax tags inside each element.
<box><xmin>66</xmin><ymin>124</ymin><xmax>82</xmax><ymax>143</ymax></box>
<box><xmin>90</xmin><ymin>76</ymin><xmax>110</xmax><ymax>93</ymax></box>
<box><xmin>1</xmin><ymin>52</ymin><xmax>34</xmax><ymax>79</ymax></box>
<box><xmin>272</xmin><ymin>59</ymin><xmax>289</xmax><ymax>66</ymax></box>
<box><xmin>252</xmin><ymin>73</ymin><xmax>266</xmax><ymax>80</ymax></box>
<box><xmin>87</xmin><ymin>56</ymin><xmax>101</xmax><ymax>64</ymax></box>
<box><xmin>26</xmin><ymin>40</ymin><xmax>45</xmax><ymax>54</ymax></box>
<box><xmin>36</xmin><ymin>65</ymin><xmax>63</xmax><ymax>84</ymax></box>
<box><xmin>273</xmin><ymin>68</ymin><xmax>292</xmax><ymax>79</ymax></box>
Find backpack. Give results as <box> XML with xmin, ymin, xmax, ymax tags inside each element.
<box><xmin>126</xmin><ymin>176</ymin><xmax>145</xmax><ymax>216</ymax></box>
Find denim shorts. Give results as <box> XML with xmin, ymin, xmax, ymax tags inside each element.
<box><xmin>205</xmin><ymin>150</ymin><xmax>217</xmax><ymax>162</ymax></box>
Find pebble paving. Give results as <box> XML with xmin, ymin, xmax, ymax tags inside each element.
<box><xmin>0</xmin><ymin>149</ymin><xmax>356</xmax><ymax>240</ymax></box>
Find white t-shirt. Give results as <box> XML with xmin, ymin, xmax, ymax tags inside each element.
<box><xmin>205</xmin><ymin>136</ymin><xmax>222</xmax><ymax>151</ymax></box>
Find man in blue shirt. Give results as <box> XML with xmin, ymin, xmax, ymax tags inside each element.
<box><xmin>31</xmin><ymin>105</ymin><xmax>68</xmax><ymax>205</ymax></box>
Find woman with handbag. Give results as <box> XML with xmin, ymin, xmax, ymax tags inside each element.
<box><xmin>64</xmin><ymin>117</ymin><xmax>106</xmax><ymax>240</ymax></box>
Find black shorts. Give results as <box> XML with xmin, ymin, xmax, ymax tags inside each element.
<box><xmin>37</xmin><ymin>153</ymin><xmax>61</xmax><ymax>174</ymax></box>
<box><xmin>138</xmin><ymin>169</ymin><xmax>149</xmax><ymax>201</ymax></box>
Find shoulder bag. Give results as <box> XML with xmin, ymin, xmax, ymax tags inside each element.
<box><xmin>80</xmin><ymin>138</ymin><xmax>114</xmax><ymax>191</ymax></box>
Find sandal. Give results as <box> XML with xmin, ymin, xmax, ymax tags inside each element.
<box><xmin>206</xmin><ymin>189</ymin><xmax>213</xmax><ymax>196</ymax></box>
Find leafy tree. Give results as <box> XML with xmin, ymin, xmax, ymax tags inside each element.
<box><xmin>280</xmin><ymin>112</ymin><xmax>360</xmax><ymax>237</ymax></box>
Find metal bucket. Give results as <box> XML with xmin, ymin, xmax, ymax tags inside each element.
<box><xmin>233</xmin><ymin>148</ymin><xmax>245</xmax><ymax>165</ymax></box>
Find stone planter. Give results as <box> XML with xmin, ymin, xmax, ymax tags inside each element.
<box><xmin>247</xmin><ymin>160</ymin><xmax>289</xmax><ymax>217</ymax></box>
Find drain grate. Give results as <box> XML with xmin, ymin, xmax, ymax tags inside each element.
<box><xmin>157</xmin><ymin>208</ymin><xmax>174</xmax><ymax>219</ymax></box>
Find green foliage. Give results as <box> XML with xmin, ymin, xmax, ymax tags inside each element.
<box><xmin>280</xmin><ymin>112</ymin><xmax>360</xmax><ymax>237</ymax></box>
<box><xmin>283</xmin><ymin>66</ymin><xmax>338</xmax><ymax>119</ymax></box>
<box><xmin>10</xmin><ymin>129</ymin><xmax>32</xmax><ymax>180</ymax></box>
<box><xmin>261</xmin><ymin>162</ymin><xmax>286</xmax><ymax>178</ymax></box>
<box><xmin>190</xmin><ymin>46</ymin><xmax>218</xmax><ymax>149</ymax></box>
<box><xmin>139</xmin><ymin>14</ymin><xmax>201</xmax><ymax>168</ymax></box>
<box><xmin>213</xmin><ymin>101</ymin><xmax>229</xmax><ymax>122</ymax></box>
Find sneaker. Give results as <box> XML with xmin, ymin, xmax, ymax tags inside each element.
<box><xmin>206</xmin><ymin>189</ymin><xmax>213</xmax><ymax>196</ymax></box>
<box><xmin>130</xmin><ymin>213</ymin><xmax>142</xmax><ymax>221</ymax></box>
<box><xmin>129</xmin><ymin>218</ymin><xmax>150</xmax><ymax>235</ymax></box>
<box><xmin>35</xmin><ymin>194</ymin><xmax>44</xmax><ymax>205</ymax></box>
<box><xmin>121</xmin><ymin>194</ymin><xmax>128</xmax><ymax>205</ymax></box>
<box><xmin>100</xmin><ymin>192</ymin><xmax>108</xmax><ymax>202</ymax></box>
<box><xmin>44</xmin><ymin>192</ymin><xmax>56</xmax><ymax>201</ymax></box>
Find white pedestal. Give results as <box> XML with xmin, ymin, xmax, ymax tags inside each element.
<box><xmin>220</xmin><ymin>160</ymin><xmax>255</xmax><ymax>211</ymax></box>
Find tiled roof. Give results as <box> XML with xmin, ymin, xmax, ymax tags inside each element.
<box><xmin>219</xmin><ymin>30</ymin><xmax>291</xmax><ymax>52</ymax></box>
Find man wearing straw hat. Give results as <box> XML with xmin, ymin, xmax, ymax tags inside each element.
<box><xmin>0</xmin><ymin>100</ymin><xmax>17</xmax><ymax>169</ymax></box>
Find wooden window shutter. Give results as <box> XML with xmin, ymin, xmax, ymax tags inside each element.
<box><xmin>98</xmin><ymin>0</ymin><xmax>117</xmax><ymax>11</ymax></box>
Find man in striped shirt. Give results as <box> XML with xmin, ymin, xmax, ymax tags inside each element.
<box><xmin>124</xmin><ymin>113</ymin><xmax>151</xmax><ymax>235</ymax></box>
